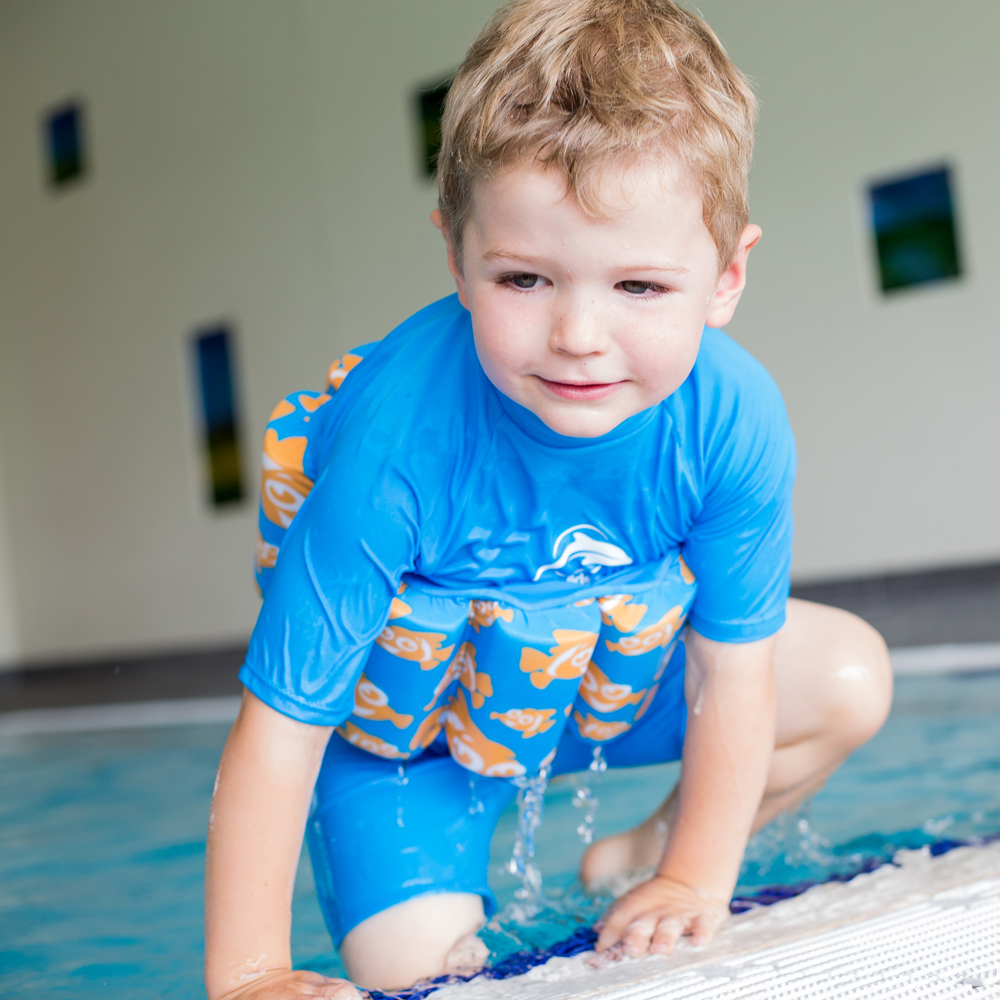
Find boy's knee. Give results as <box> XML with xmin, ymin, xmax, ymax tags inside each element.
<box><xmin>825</xmin><ymin>613</ymin><xmax>892</xmax><ymax>751</ymax></box>
<box><xmin>339</xmin><ymin>892</ymin><xmax>486</xmax><ymax>992</ymax></box>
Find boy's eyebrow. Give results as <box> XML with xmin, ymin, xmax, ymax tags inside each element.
<box><xmin>480</xmin><ymin>248</ymin><xmax>691</xmax><ymax>274</ymax></box>
<box><xmin>480</xmin><ymin>248</ymin><xmax>548</xmax><ymax>266</ymax></box>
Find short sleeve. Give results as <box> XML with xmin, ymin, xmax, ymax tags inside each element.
<box><xmin>682</xmin><ymin>340</ymin><xmax>796</xmax><ymax>643</ymax></box>
<box><xmin>240</xmin><ymin>419</ymin><xmax>421</xmax><ymax>726</ymax></box>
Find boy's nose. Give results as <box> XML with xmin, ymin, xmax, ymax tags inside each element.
<box><xmin>548</xmin><ymin>304</ymin><xmax>607</xmax><ymax>357</ymax></box>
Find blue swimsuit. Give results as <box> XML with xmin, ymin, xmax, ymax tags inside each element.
<box><xmin>241</xmin><ymin>294</ymin><xmax>795</xmax><ymax>943</ymax></box>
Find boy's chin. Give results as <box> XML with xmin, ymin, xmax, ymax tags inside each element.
<box><xmin>533</xmin><ymin>403</ymin><xmax>633</xmax><ymax>439</ymax></box>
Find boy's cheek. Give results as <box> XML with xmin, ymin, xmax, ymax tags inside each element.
<box><xmin>470</xmin><ymin>301</ymin><xmax>540</xmax><ymax>370</ymax></box>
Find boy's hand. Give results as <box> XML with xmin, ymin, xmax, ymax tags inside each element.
<box><xmin>591</xmin><ymin>629</ymin><xmax>776</xmax><ymax>962</ymax></box>
<box><xmin>595</xmin><ymin>874</ymin><xmax>729</xmax><ymax>958</ymax></box>
<box><xmin>216</xmin><ymin>968</ymin><xmax>367</xmax><ymax>1000</ymax></box>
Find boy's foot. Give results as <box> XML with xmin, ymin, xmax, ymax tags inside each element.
<box><xmin>580</xmin><ymin>784</ymin><xmax>678</xmax><ymax>890</ymax></box>
<box><xmin>443</xmin><ymin>931</ymin><xmax>489</xmax><ymax>978</ymax></box>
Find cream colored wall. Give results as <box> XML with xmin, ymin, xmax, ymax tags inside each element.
<box><xmin>0</xmin><ymin>0</ymin><xmax>493</xmax><ymax>666</ymax></box>
<box><xmin>0</xmin><ymin>0</ymin><xmax>997</xmax><ymax>666</ymax></box>
<box><xmin>699</xmin><ymin>0</ymin><xmax>1000</xmax><ymax>581</ymax></box>
<box><xmin>0</xmin><ymin>455</ymin><xmax>20</xmax><ymax>665</ymax></box>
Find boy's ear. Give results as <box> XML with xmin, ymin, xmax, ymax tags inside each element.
<box><xmin>431</xmin><ymin>209</ymin><xmax>470</xmax><ymax>309</ymax></box>
<box><xmin>705</xmin><ymin>224</ymin><xmax>762</xmax><ymax>329</ymax></box>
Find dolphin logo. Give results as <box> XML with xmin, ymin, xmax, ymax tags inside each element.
<box><xmin>533</xmin><ymin>524</ymin><xmax>632</xmax><ymax>582</ymax></box>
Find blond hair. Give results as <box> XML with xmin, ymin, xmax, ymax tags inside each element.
<box><xmin>438</xmin><ymin>0</ymin><xmax>757</xmax><ymax>269</ymax></box>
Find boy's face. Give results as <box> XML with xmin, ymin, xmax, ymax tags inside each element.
<box><xmin>438</xmin><ymin>158</ymin><xmax>760</xmax><ymax>438</ymax></box>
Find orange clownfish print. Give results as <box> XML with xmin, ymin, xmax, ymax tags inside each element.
<box><xmin>597</xmin><ymin>594</ymin><xmax>649</xmax><ymax>633</ymax></box>
<box><xmin>409</xmin><ymin>705</ymin><xmax>448</xmax><ymax>751</ymax></box>
<box><xmin>489</xmin><ymin>707</ymin><xmax>557</xmax><ymax>739</ymax></box>
<box><xmin>389</xmin><ymin>582</ymin><xmax>412</xmax><ymax>620</ymax></box>
<box><xmin>457</xmin><ymin>642</ymin><xmax>493</xmax><ymax>709</ymax></box>
<box><xmin>389</xmin><ymin>597</ymin><xmax>413</xmax><ymax>619</ymax></box>
<box><xmin>260</xmin><ymin>426</ymin><xmax>313</xmax><ymax>529</ymax></box>
<box><xmin>298</xmin><ymin>392</ymin><xmax>331</xmax><ymax>413</ymax></box>
<box><xmin>604</xmin><ymin>606</ymin><xmax>686</xmax><ymax>656</ymax></box>
<box><xmin>421</xmin><ymin>641</ymin><xmax>491</xmax><ymax>711</ymax></box>
<box><xmin>336</xmin><ymin>720</ymin><xmax>408</xmax><ymax>759</ymax></box>
<box><xmin>422</xmin><ymin>642</ymin><xmax>468</xmax><ymax>711</ymax></box>
<box><xmin>326</xmin><ymin>353</ymin><xmax>363</xmax><ymax>392</ymax></box>
<box><xmin>519</xmin><ymin>629</ymin><xmax>598</xmax><ymax>690</ymax></box>
<box><xmin>678</xmin><ymin>554</ymin><xmax>696</xmax><ymax>585</ymax></box>
<box><xmin>255</xmin><ymin>534</ymin><xmax>279</xmax><ymax>572</ymax></box>
<box><xmin>376</xmin><ymin>624</ymin><xmax>454</xmax><ymax>670</ymax></box>
<box><xmin>445</xmin><ymin>689</ymin><xmax>525</xmax><ymax>778</ymax></box>
<box><xmin>573</xmin><ymin>710</ymin><xmax>631</xmax><ymax>742</ymax></box>
<box><xmin>351</xmin><ymin>674</ymin><xmax>414</xmax><ymax>730</ymax></box>
<box><xmin>468</xmin><ymin>601</ymin><xmax>515</xmax><ymax>632</ymax></box>
<box><xmin>578</xmin><ymin>661</ymin><xmax>647</xmax><ymax>714</ymax></box>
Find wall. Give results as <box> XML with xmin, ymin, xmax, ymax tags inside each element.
<box><xmin>699</xmin><ymin>0</ymin><xmax>1000</xmax><ymax>580</ymax></box>
<box><xmin>0</xmin><ymin>452</ymin><xmax>20</xmax><ymax>665</ymax></box>
<box><xmin>0</xmin><ymin>0</ymin><xmax>997</xmax><ymax>667</ymax></box>
<box><xmin>0</xmin><ymin>0</ymin><xmax>494</xmax><ymax>666</ymax></box>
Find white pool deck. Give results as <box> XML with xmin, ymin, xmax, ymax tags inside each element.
<box><xmin>438</xmin><ymin>843</ymin><xmax>1000</xmax><ymax>1000</ymax></box>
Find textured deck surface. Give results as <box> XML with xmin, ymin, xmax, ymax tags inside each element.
<box><xmin>575</xmin><ymin>881</ymin><xmax>1000</xmax><ymax>998</ymax></box>
<box><xmin>436</xmin><ymin>844</ymin><xmax>1000</xmax><ymax>1000</ymax></box>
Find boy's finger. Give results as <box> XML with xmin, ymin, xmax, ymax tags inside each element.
<box><xmin>304</xmin><ymin>985</ymin><xmax>366</xmax><ymax>999</ymax></box>
<box><xmin>649</xmin><ymin>914</ymin><xmax>685</xmax><ymax>955</ymax></box>
<box><xmin>689</xmin><ymin>910</ymin><xmax>724</xmax><ymax>947</ymax></box>
<box><xmin>621</xmin><ymin>915</ymin><xmax>658</xmax><ymax>957</ymax></box>
<box><xmin>595</xmin><ymin>906</ymin><xmax>637</xmax><ymax>951</ymax></box>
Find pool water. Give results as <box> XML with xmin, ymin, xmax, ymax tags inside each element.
<box><xmin>2</xmin><ymin>671</ymin><xmax>999</xmax><ymax>998</ymax></box>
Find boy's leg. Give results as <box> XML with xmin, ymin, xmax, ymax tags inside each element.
<box><xmin>339</xmin><ymin>893</ymin><xmax>488</xmax><ymax>990</ymax></box>
<box><xmin>307</xmin><ymin>731</ymin><xmax>518</xmax><ymax>993</ymax></box>
<box><xmin>581</xmin><ymin>598</ymin><xmax>892</xmax><ymax>884</ymax></box>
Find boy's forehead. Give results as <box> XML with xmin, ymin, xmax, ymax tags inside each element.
<box><xmin>471</xmin><ymin>152</ymin><xmax>702</xmax><ymax>224</ymax></box>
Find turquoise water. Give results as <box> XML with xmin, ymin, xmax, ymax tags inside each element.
<box><xmin>2</xmin><ymin>672</ymin><xmax>999</xmax><ymax>997</ymax></box>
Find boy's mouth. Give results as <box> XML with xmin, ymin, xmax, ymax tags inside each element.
<box><xmin>536</xmin><ymin>377</ymin><xmax>625</xmax><ymax>401</ymax></box>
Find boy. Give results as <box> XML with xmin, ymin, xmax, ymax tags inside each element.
<box><xmin>205</xmin><ymin>1</ymin><xmax>892</xmax><ymax>997</ymax></box>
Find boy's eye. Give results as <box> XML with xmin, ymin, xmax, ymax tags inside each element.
<box><xmin>507</xmin><ymin>273</ymin><xmax>542</xmax><ymax>289</ymax></box>
<box><xmin>618</xmin><ymin>280</ymin><xmax>663</xmax><ymax>296</ymax></box>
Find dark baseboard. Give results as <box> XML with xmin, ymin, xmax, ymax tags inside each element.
<box><xmin>792</xmin><ymin>559</ymin><xmax>1000</xmax><ymax>602</ymax></box>
<box><xmin>3</xmin><ymin>559</ymin><xmax>1000</xmax><ymax>712</ymax></box>
<box><xmin>791</xmin><ymin>560</ymin><xmax>1000</xmax><ymax>648</ymax></box>
<box><xmin>0</xmin><ymin>644</ymin><xmax>246</xmax><ymax>712</ymax></box>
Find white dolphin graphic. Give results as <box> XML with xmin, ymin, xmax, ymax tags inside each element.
<box><xmin>533</xmin><ymin>524</ymin><xmax>633</xmax><ymax>582</ymax></box>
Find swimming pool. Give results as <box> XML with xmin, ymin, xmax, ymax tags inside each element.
<box><xmin>1</xmin><ymin>670</ymin><xmax>998</xmax><ymax>998</ymax></box>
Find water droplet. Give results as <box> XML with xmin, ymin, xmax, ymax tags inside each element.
<box><xmin>468</xmin><ymin>777</ymin><xmax>484</xmax><ymax>815</ymax></box>
<box><xmin>572</xmin><ymin>760</ymin><xmax>602</xmax><ymax>845</ymax></box>
<box><xmin>692</xmin><ymin>681</ymin><xmax>706</xmax><ymax>716</ymax></box>
<box><xmin>508</xmin><ymin>764</ymin><xmax>551</xmax><ymax>914</ymax></box>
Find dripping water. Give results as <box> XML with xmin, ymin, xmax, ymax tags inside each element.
<box><xmin>396</xmin><ymin>763</ymin><xmax>408</xmax><ymax>827</ymax></box>
<box><xmin>507</xmin><ymin>764</ymin><xmax>551</xmax><ymax>914</ymax></box>
<box><xmin>572</xmin><ymin>746</ymin><xmax>606</xmax><ymax>844</ymax></box>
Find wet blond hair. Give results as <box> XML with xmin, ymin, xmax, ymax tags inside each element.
<box><xmin>438</xmin><ymin>0</ymin><xmax>757</xmax><ymax>269</ymax></box>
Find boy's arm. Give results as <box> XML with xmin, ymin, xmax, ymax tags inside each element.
<box><xmin>205</xmin><ymin>690</ymin><xmax>362</xmax><ymax>999</ymax></box>
<box><xmin>596</xmin><ymin>628</ymin><xmax>777</xmax><ymax>956</ymax></box>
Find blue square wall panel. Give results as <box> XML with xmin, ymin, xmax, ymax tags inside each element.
<box><xmin>45</xmin><ymin>102</ymin><xmax>86</xmax><ymax>187</ymax></box>
<box><xmin>869</xmin><ymin>166</ymin><xmax>961</xmax><ymax>293</ymax></box>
